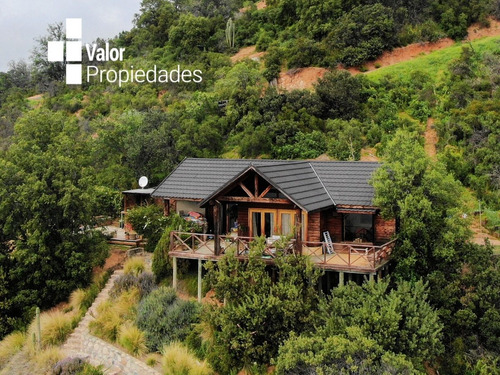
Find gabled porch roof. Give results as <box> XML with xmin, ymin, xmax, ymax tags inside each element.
<box><xmin>199</xmin><ymin>162</ymin><xmax>335</xmax><ymax>212</ymax></box>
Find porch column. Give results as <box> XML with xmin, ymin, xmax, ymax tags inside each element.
<box><xmin>213</xmin><ymin>203</ymin><xmax>221</xmax><ymax>256</ymax></box>
<box><xmin>295</xmin><ymin>209</ymin><xmax>302</xmax><ymax>255</ymax></box>
<box><xmin>338</xmin><ymin>271</ymin><xmax>344</xmax><ymax>287</ymax></box>
<box><xmin>198</xmin><ymin>259</ymin><xmax>203</xmax><ymax>303</ymax></box>
<box><xmin>172</xmin><ymin>256</ymin><xmax>178</xmax><ymax>290</ymax></box>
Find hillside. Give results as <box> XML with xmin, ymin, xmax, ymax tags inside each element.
<box><xmin>0</xmin><ymin>0</ymin><xmax>499</xmax><ymax>374</ymax></box>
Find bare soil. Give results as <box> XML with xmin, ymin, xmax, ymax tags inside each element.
<box><xmin>277</xmin><ymin>67</ymin><xmax>328</xmax><ymax>91</ymax></box>
<box><xmin>239</xmin><ymin>0</ymin><xmax>267</xmax><ymax>13</ymax></box>
<box><xmin>230</xmin><ymin>45</ymin><xmax>266</xmax><ymax>63</ymax></box>
<box><xmin>471</xmin><ymin>221</ymin><xmax>500</xmax><ymax>247</ymax></box>
<box><xmin>360</xmin><ymin>147</ymin><xmax>380</xmax><ymax>161</ymax></box>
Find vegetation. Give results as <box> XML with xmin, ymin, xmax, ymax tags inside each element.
<box><xmin>0</xmin><ymin>0</ymin><xmax>499</xmax><ymax>373</ymax></box>
<box><xmin>161</xmin><ymin>342</ymin><xmax>212</xmax><ymax>375</ymax></box>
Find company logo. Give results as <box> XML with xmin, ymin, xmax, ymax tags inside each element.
<box><xmin>47</xmin><ymin>18</ymin><xmax>203</xmax><ymax>86</ymax></box>
<box><xmin>47</xmin><ymin>18</ymin><xmax>82</xmax><ymax>84</ymax></box>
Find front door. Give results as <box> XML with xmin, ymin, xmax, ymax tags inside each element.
<box><xmin>250</xmin><ymin>209</ymin><xmax>276</xmax><ymax>237</ymax></box>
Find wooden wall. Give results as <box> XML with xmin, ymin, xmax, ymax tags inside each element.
<box><xmin>322</xmin><ymin>211</ymin><xmax>343</xmax><ymax>242</ymax></box>
<box><xmin>374</xmin><ymin>215</ymin><xmax>396</xmax><ymax>243</ymax></box>
<box><xmin>307</xmin><ymin>212</ymin><xmax>321</xmax><ymax>242</ymax></box>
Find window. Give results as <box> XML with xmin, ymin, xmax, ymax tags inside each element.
<box><xmin>249</xmin><ymin>209</ymin><xmax>305</xmax><ymax>238</ymax></box>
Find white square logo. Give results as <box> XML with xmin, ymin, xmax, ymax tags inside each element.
<box><xmin>47</xmin><ymin>41</ymin><xmax>64</xmax><ymax>62</ymax></box>
<box><xmin>66</xmin><ymin>41</ymin><xmax>82</xmax><ymax>62</ymax></box>
<box><xmin>66</xmin><ymin>64</ymin><xmax>82</xmax><ymax>85</ymax></box>
<box><xmin>66</xmin><ymin>18</ymin><xmax>82</xmax><ymax>39</ymax></box>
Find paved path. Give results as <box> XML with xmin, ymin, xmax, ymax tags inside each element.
<box><xmin>62</xmin><ymin>267</ymin><xmax>161</xmax><ymax>375</ymax></box>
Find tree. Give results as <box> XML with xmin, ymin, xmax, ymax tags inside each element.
<box><xmin>371</xmin><ymin>129</ymin><xmax>471</xmax><ymax>280</ymax></box>
<box><xmin>315</xmin><ymin>71</ymin><xmax>366</xmax><ymax>120</ymax></box>
<box><xmin>0</xmin><ymin>109</ymin><xmax>108</xmax><ymax>337</ymax></box>
<box><xmin>31</xmin><ymin>22</ymin><xmax>65</xmax><ymax>89</ymax></box>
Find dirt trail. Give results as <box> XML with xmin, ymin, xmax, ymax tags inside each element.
<box><xmin>277</xmin><ymin>67</ymin><xmax>328</xmax><ymax>91</ymax></box>
<box><xmin>471</xmin><ymin>221</ymin><xmax>500</xmax><ymax>247</ymax></box>
<box><xmin>424</xmin><ymin>118</ymin><xmax>438</xmax><ymax>158</ymax></box>
<box><xmin>239</xmin><ymin>0</ymin><xmax>266</xmax><ymax>13</ymax></box>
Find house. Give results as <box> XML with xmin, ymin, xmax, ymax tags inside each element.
<box><xmin>150</xmin><ymin>158</ymin><xmax>397</xmax><ymax>298</ymax></box>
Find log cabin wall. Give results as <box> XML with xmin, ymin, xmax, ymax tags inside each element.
<box><xmin>374</xmin><ymin>215</ymin><xmax>396</xmax><ymax>243</ymax></box>
<box><xmin>307</xmin><ymin>212</ymin><xmax>321</xmax><ymax>242</ymax></box>
<box><xmin>323</xmin><ymin>211</ymin><xmax>343</xmax><ymax>242</ymax></box>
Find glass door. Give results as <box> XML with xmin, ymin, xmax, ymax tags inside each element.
<box><xmin>250</xmin><ymin>209</ymin><xmax>277</xmax><ymax>237</ymax></box>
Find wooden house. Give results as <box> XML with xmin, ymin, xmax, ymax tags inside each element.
<box><xmin>151</xmin><ymin>158</ymin><xmax>397</xmax><ymax>296</ymax></box>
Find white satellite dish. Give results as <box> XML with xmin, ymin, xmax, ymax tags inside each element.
<box><xmin>138</xmin><ymin>176</ymin><xmax>148</xmax><ymax>188</ymax></box>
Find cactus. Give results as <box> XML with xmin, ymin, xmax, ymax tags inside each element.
<box><xmin>226</xmin><ymin>18</ymin><xmax>235</xmax><ymax>48</ymax></box>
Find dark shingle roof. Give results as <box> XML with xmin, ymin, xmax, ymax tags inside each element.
<box><xmin>152</xmin><ymin>158</ymin><xmax>379</xmax><ymax>211</ymax></box>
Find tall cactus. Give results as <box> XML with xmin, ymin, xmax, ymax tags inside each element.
<box><xmin>226</xmin><ymin>18</ymin><xmax>235</xmax><ymax>48</ymax></box>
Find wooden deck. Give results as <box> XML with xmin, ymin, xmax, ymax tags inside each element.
<box><xmin>169</xmin><ymin>232</ymin><xmax>396</xmax><ymax>273</ymax></box>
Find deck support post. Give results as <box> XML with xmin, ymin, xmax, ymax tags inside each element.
<box><xmin>369</xmin><ymin>273</ymin><xmax>375</xmax><ymax>283</ymax></box>
<box><xmin>348</xmin><ymin>273</ymin><xmax>352</xmax><ymax>283</ymax></box>
<box><xmin>172</xmin><ymin>256</ymin><xmax>178</xmax><ymax>290</ymax></box>
<box><xmin>198</xmin><ymin>259</ymin><xmax>203</xmax><ymax>303</ymax></box>
<box><xmin>338</xmin><ymin>271</ymin><xmax>344</xmax><ymax>287</ymax></box>
<box><xmin>377</xmin><ymin>269</ymin><xmax>383</xmax><ymax>281</ymax></box>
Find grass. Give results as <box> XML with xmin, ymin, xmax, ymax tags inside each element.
<box><xmin>32</xmin><ymin>346</ymin><xmax>64</xmax><ymax>371</ymax></box>
<box><xmin>0</xmin><ymin>331</ymin><xmax>26</xmax><ymax>367</ymax></box>
<box><xmin>27</xmin><ymin>310</ymin><xmax>75</xmax><ymax>353</ymax></box>
<box><xmin>179</xmin><ymin>272</ymin><xmax>199</xmax><ymax>297</ymax></box>
<box><xmin>124</xmin><ymin>257</ymin><xmax>146</xmax><ymax>276</ymax></box>
<box><xmin>117</xmin><ymin>323</ymin><xmax>147</xmax><ymax>356</ymax></box>
<box><xmin>367</xmin><ymin>36</ymin><xmax>500</xmax><ymax>83</ymax></box>
<box><xmin>161</xmin><ymin>342</ymin><xmax>213</xmax><ymax>375</ymax></box>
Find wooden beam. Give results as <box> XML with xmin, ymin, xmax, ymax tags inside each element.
<box><xmin>254</xmin><ymin>175</ymin><xmax>259</xmax><ymax>197</ymax></box>
<box><xmin>258</xmin><ymin>184</ymin><xmax>272</xmax><ymax>198</ymax></box>
<box><xmin>172</xmin><ymin>256</ymin><xmax>178</xmax><ymax>290</ymax></box>
<box><xmin>239</xmin><ymin>182</ymin><xmax>254</xmax><ymax>198</ymax></box>
<box><xmin>219</xmin><ymin>196</ymin><xmax>290</xmax><ymax>204</ymax></box>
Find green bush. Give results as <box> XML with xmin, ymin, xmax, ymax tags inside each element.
<box><xmin>117</xmin><ymin>323</ymin><xmax>147</xmax><ymax>356</ymax></box>
<box><xmin>136</xmin><ymin>287</ymin><xmax>201</xmax><ymax>352</ymax></box>
<box><xmin>110</xmin><ymin>272</ymin><xmax>156</xmax><ymax>299</ymax></box>
<box><xmin>123</xmin><ymin>257</ymin><xmax>146</xmax><ymax>277</ymax></box>
<box><xmin>127</xmin><ymin>205</ymin><xmax>168</xmax><ymax>253</ymax></box>
<box><xmin>161</xmin><ymin>342</ymin><xmax>213</xmax><ymax>375</ymax></box>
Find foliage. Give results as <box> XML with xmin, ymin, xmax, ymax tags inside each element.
<box><xmin>127</xmin><ymin>205</ymin><xmax>168</xmax><ymax>252</ymax></box>
<box><xmin>0</xmin><ymin>331</ymin><xmax>25</xmax><ymax>367</ymax></box>
<box><xmin>89</xmin><ymin>288</ymin><xmax>140</xmax><ymax>342</ymax></box>
<box><xmin>27</xmin><ymin>310</ymin><xmax>75</xmax><ymax>353</ymax></box>
<box><xmin>110</xmin><ymin>272</ymin><xmax>156</xmax><ymax>299</ymax></box>
<box><xmin>123</xmin><ymin>257</ymin><xmax>146</xmax><ymax>277</ymax></box>
<box><xmin>136</xmin><ymin>287</ymin><xmax>201</xmax><ymax>352</ymax></box>
<box><xmin>32</xmin><ymin>346</ymin><xmax>64</xmax><ymax>372</ymax></box>
<box><xmin>203</xmin><ymin>241</ymin><xmax>322</xmax><ymax>373</ymax></box>
<box><xmin>117</xmin><ymin>323</ymin><xmax>148</xmax><ymax>356</ymax></box>
<box><xmin>161</xmin><ymin>342</ymin><xmax>213</xmax><ymax>375</ymax></box>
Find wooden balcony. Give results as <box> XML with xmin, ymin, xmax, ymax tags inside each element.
<box><xmin>169</xmin><ymin>231</ymin><xmax>396</xmax><ymax>273</ymax></box>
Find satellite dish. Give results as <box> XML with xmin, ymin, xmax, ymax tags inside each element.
<box><xmin>138</xmin><ymin>176</ymin><xmax>148</xmax><ymax>188</ymax></box>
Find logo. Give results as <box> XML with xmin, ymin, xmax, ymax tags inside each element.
<box><xmin>47</xmin><ymin>18</ymin><xmax>82</xmax><ymax>84</ymax></box>
<box><xmin>46</xmin><ymin>18</ymin><xmax>203</xmax><ymax>86</ymax></box>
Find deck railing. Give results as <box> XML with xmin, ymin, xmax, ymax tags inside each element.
<box><xmin>169</xmin><ymin>231</ymin><xmax>396</xmax><ymax>271</ymax></box>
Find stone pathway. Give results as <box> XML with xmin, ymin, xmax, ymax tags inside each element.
<box><xmin>62</xmin><ymin>266</ymin><xmax>161</xmax><ymax>375</ymax></box>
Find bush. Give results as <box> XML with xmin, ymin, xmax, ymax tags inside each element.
<box><xmin>117</xmin><ymin>323</ymin><xmax>147</xmax><ymax>356</ymax></box>
<box><xmin>123</xmin><ymin>257</ymin><xmax>146</xmax><ymax>277</ymax></box>
<box><xmin>137</xmin><ymin>287</ymin><xmax>201</xmax><ymax>352</ymax></box>
<box><xmin>127</xmin><ymin>205</ymin><xmax>168</xmax><ymax>253</ymax></box>
<box><xmin>89</xmin><ymin>288</ymin><xmax>140</xmax><ymax>342</ymax></box>
<box><xmin>110</xmin><ymin>272</ymin><xmax>156</xmax><ymax>299</ymax></box>
<box><xmin>33</xmin><ymin>346</ymin><xmax>64</xmax><ymax>372</ymax></box>
<box><xmin>27</xmin><ymin>311</ymin><xmax>75</xmax><ymax>352</ymax></box>
<box><xmin>161</xmin><ymin>342</ymin><xmax>212</xmax><ymax>375</ymax></box>
<box><xmin>0</xmin><ymin>331</ymin><xmax>25</xmax><ymax>367</ymax></box>
<box><xmin>68</xmin><ymin>289</ymin><xmax>86</xmax><ymax>313</ymax></box>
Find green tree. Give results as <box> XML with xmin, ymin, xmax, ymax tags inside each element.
<box><xmin>0</xmin><ymin>109</ymin><xmax>108</xmax><ymax>337</ymax></box>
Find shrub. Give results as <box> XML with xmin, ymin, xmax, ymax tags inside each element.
<box><xmin>127</xmin><ymin>205</ymin><xmax>168</xmax><ymax>253</ymax></box>
<box><xmin>117</xmin><ymin>323</ymin><xmax>147</xmax><ymax>356</ymax></box>
<box><xmin>52</xmin><ymin>357</ymin><xmax>85</xmax><ymax>375</ymax></box>
<box><xmin>33</xmin><ymin>346</ymin><xmax>64</xmax><ymax>372</ymax></box>
<box><xmin>27</xmin><ymin>310</ymin><xmax>74</xmax><ymax>352</ymax></box>
<box><xmin>110</xmin><ymin>272</ymin><xmax>156</xmax><ymax>299</ymax></box>
<box><xmin>69</xmin><ymin>289</ymin><xmax>86</xmax><ymax>312</ymax></box>
<box><xmin>137</xmin><ymin>287</ymin><xmax>201</xmax><ymax>351</ymax></box>
<box><xmin>0</xmin><ymin>331</ymin><xmax>25</xmax><ymax>367</ymax></box>
<box><xmin>161</xmin><ymin>342</ymin><xmax>213</xmax><ymax>375</ymax></box>
<box><xmin>123</xmin><ymin>257</ymin><xmax>145</xmax><ymax>277</ymax></box>
<box><xmin>145</xmin><ymin>353</ymin><xmax>161</xmax><ymax>367</ymax></box>
<box><xmin>89</xmin><ymin>288</ymin><xmax>140</xmax><ymax>342</ymax></box>
<box><xmin>81</xmin><ymin>271</ymin><xmax>111</xmax><ymax>311</ymax></box>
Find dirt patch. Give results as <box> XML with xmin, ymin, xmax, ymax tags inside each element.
<box><xmin>95</xmin><ymin>245</ymin><xmax>128</xmax><ymax>273</ymax></box>
<box><xmin>27</xmin><ymin>94</ymin><xmax>43</xmax><ymax>101</ymax></box>
<box><xmin>277</xmin><ymin>67</ymin><xmax>329</xmax><ymax>91</ymax></box>
<box><xmin>239</xmin><ymin>0</ymin><xmax>266</xmax><ymax>13</ymax></box>
<box><xmin>424</xmin><ymin>118</ymin><xmax>438</xmax><ymax>158</ymax></box>
<box><xmin>360</xmin><ymin>147</ymin><xmax>379</xmax><ymax>161</ymax></box>
<box><xmin>231</xmin><ymin>45</ymin><xmax>266</xmax><ymax>63</ymax></box>
<box><xmin>471</xmin><ymin>220</ymin><xmax>500</xmax><ymax>247</ymax></box>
